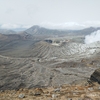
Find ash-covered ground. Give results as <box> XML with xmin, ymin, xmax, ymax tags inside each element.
<box><xmin>0</xmin><ymin>35</ymin><xmax>100</xmax><ymax>90</ymax></box>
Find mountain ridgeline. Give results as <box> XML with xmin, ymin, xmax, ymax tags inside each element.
<box><xmin>25</xmin><ymin>25</ymin><xmax>100</xmax><ymax>36</ymax></box>
<box><xmin>0</xmin><ymin>25</ymin><xmax>100</xmax><ymax>37</ymax></box>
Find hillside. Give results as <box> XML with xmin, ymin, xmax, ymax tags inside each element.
<box><xmin>0</xmin><ymin>38</ymin><xmax>100</xmax><ymax>90</ymax></box>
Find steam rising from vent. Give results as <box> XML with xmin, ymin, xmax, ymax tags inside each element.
<box><xmin>85</xmin><ymin>30</ymin><xmax>100</xmax><ymax>44</ymax></box>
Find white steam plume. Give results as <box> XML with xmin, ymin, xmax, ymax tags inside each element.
<box><xmin>85</xmin><ymin>30</ymin><xmax>100</xmax><ymax>44</ymax></box>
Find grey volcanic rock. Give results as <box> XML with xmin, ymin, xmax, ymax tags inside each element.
<box><xmin>90</xmin><ymin>68</ymin><xmax>100</xmax><ymax>83</ymax></box>
<box><xmin>0</xmin><ymin>36</ymin><xmax>100</xmax><ymax>90</ymax></box>
<box><xmin>0</xmin><ymin>54</ymin><xmax>98</xmax><ymax>90</ymax></box>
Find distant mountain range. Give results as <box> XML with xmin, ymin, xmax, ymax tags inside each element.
<box><xmin>25</xmin><ymin>25</ymin><xmax>100</xmax><ymax>36</ymax></box>
<box><xmin>0</xmin><ymin>29</ymin><xmax>16</xmax><ymax>34</ymax></box>
<box><xmin>25</xmin><ymin>25</ymin><xmax>67</xmax><ymax>35</ymax></box>
<box><xmin>0</xmin><ymin>25</ymin><xmax>100</xmax><ymax>36</ymax></box>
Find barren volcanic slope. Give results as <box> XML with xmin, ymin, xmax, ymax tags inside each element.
<box><xmin>0</xmin><ymin>50</ymin><xmax>100</xmax><ymax>90</ymax></box>
<box><xmin>0</xmin><ymin>26</ymin><xmax>100</xmax><ymax>91</ymax></box>
<box><xmin>27</xmin><ymin>40</ymin><xmax>100</xmax><ymax>60</ymax></box>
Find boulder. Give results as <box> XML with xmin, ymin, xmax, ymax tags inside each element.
<box><xmin>34</xmin><ymin>88</ymin><xmax>44</xmax><ymax>96</ymax></box>
<box><xmin>18</xmin><ymin>94</ymin><xmax>25</xmax><ymax>98</ymax></box>
<box><xmin>90</xmin><ymin>68</ymin><xmax>100</xmax><ymax>83</ymax></box>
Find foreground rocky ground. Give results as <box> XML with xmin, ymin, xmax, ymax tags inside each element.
<box><xmin>0</xmin><ymin>82</ymin><xmax>100</xmax><ymax>100</ymax></box>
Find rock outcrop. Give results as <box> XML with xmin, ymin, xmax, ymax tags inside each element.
<box><xmin>90</xmin><ymin>68</ymin><xmax>100</xmax><ymax>83</ymax></box>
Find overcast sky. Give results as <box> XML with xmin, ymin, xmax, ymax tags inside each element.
<box><xmin>0</xmin><ymin>0</ymin><xmax>100</xmax><ymax>29</ymax></box>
